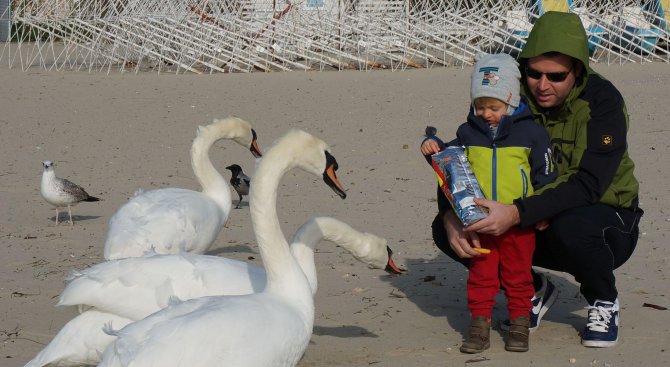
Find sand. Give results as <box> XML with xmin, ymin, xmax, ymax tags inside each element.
<box><xmin>1</xmin><ymin>62</ymin><xmax>669</xmax><ymax>366</ymax></box>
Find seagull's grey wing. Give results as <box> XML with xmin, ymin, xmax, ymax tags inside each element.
<box><xmin>57</xmin><ymin>177</ymin><xmax>93</xmax><ymax>202</ymax></box>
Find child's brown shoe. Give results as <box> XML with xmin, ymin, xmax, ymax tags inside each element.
<box><xmin>505</xmin><ymin>315</ymin><xmax>530</xmax><ymax>352</ymax></box>
<box><xmin>460</xmin><ymin>316</ymin><xmax>491</xmax><ymax>353</ymax></box>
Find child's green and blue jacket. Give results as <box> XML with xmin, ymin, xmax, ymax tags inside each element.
<box><xmin>425</xmin><ymin>98</ymin><xmax>556</xmax><ymax>212</ymax></box>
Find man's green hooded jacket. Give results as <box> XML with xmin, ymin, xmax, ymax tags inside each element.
<box><xmin>514</xmin><ymin>11</ymin><xmax>639</xmax><ymax>227</ymax></box>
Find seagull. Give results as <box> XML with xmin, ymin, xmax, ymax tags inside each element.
<box><xmin>225</xmin><ymin>164</ymin><xmax>250</xmax><ymax>209</ymax></box>
<box><xmin>40</xmin><ymin>160</ymin><xmax>100</xmax><ymax>226</ymax></box>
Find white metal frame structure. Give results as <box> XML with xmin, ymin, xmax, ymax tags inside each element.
<box><xmin>1</xmin><ymin>0</ymin><xmax>668</xmax><ymax>73</ymax></box>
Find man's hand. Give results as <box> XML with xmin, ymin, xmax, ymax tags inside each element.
<box><xmin>464</xmin><ymin>198</ymin><xmax>520</xmax><ymax>236</ymax></box>
<box><xmin>443</xmin><ymin>211</ymin><xmax>485</xmax><ymax>258</ymax></box>
<box><xmin>536</xmin><ymin>219</ymin><xmax>549</xmax><ymax>231</ymax></box>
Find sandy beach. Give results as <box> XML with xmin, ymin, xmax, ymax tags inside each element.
<box><xmin>1</xmin><ymin>62</ymin><xmax>669</xmax><ymax>366</ymax></box>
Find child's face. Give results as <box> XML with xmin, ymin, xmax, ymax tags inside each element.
<box><xmin>474</xmin><ymin>98</ymin><xmax>508</xmax><ymax>127</ymax></box>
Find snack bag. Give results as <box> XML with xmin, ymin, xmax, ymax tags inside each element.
<box><xmin>430</xmin><ymin>146</ymin><xmax>488</xmax><ymax>226</ymax></box>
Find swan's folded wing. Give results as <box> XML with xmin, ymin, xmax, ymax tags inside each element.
<box><xmin>103</xmin><ymin>295</ymin><xmax>310</xmax><ymax>367</ymax></box>
<box><xmin>104</xmin><ymin>188</ymin><xmax>225</xmax><ymax>258</ymax></box>
<box><xmin>25</xmin><ymin>310</ymin><xmax>132</xmax><ymax>367</ymax></box>
<box><xmin>59</xmin><ymin>253</ymin><xmax>269</xmax><ymax>320</ymax></box>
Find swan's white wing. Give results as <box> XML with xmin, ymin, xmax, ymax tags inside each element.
<box><xmin>100</xmin><ymin>295</ymin><xmax>311</xmax><ymax>367</ymax></box>
<box><xmin>24</xmin><ymin>309</ymin><xmax>132</xmax><ymax>367</ymax></box>
<box><xmin>103</xmin><ymin>188</ymin><xmax>225</xmax><ymax>259</ymax></box>
<box><xmin>58</xmin><ymin>253</ymin><xmax>265</xmax><ymax>320</ymax></box>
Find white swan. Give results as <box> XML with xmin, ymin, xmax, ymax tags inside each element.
<box><xmin>23</xmin><ymin>310</ymin><xmax>131</xmax><ymax>367</ymax></box>
<box><xmin>98</xmin><ymin>129</ymin><xmax>347</xmax><ymax>367</ymax></box>
<box><xmin>103</xmin><ymin>117</ymin><xmax>262</xmax><ymax>260</ymax></box>
<box><xmin>60</xmin><ymin>217</ymin><xmax>401</xmax><ymax>319</ymax></box>
<box><xmin>24</xmin><ymin>218</ymin><xmax>401</xmax><ymax>367</ymax></box>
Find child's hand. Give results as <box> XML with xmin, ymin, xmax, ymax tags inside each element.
<box><xmin>421</xmin><ymin>140</ymin><xmax>441</xmax><ymax>155</ymax></box>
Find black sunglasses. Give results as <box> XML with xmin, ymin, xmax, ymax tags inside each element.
<box><xmin>525</xmin><ymin>66</ymin><xmax>573</xmax><ymax>82</ymax></box>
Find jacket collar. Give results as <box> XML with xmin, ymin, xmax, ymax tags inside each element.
<box><xmin>466</xmin><ymin>96</ymin><xmax>533</xmax><ymax>137</ymax></box>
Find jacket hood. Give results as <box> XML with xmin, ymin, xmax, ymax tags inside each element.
<box><xmin>518</xmin><ymin>11</ymin><xmax>591</xmax><ymax>73</ymax></box>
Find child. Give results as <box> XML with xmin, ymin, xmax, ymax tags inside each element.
<box><xmin>421</xmin><ymin>53</ymin><xmax>556</xmax><ymax>353</ymax></box>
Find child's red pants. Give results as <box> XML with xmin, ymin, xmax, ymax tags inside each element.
<box><xmin>467</xmin><ymin>226</ymin><xmax>535</xmax><ymax>319</ymax></box>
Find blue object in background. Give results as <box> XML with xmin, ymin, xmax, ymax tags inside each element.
<box><xmin>0</xmin><ymin>0</ymin><xmax>10</xmax><ymax>42</ymax></box>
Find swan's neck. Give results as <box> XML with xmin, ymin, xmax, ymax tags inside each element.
<box><xmin>250</xmin><ymin>162</ymin><xmax>311</xmax><ymax>296</ymax></box>
<box><xmin>289</xmin><ymin>225</ymin><xmax>322</xmax><ymax>295</ymax></box>
<box><xmin>290</xmin><ymin>220</ymin><xmax>367</xmax><ymax>296</ymax></box>
<box><xmin>190</xmin><ymin>133</ymin><xmax>231</xmax><ymax>207</ymax></box>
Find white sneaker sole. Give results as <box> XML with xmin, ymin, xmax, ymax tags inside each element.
<box><xmin>582</xmin><ymin>338</ymin><xmax>618</xmax><ymax>348</ymax></box>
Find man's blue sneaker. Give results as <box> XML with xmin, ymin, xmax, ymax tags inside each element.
<box><xmin>500</xmin><ymin>273</ymin><xmax>558</xmax><ymax>332</ymax></box>
<box><xmin>529</xmin><ymin>273</ymin><xmax>558</xmax><ymax>331</ymax></box>
<box><xmin>582</xmin><ymin>299</ymin><xmax>620</xmax><ymax>347</ymax></box>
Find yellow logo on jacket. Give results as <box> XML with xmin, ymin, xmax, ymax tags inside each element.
<box><xmin>602</xmin><ymin>135</ymin><xmax>613</xmax><ymax>145</ymax></box>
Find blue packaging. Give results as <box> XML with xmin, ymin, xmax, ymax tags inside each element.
<box><xmin>430</xmin><ymin>146</ymin><xmax>488</xmax><ymax>226</ymax></box>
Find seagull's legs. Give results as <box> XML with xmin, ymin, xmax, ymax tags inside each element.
<box><xmin>55</xmin><ymin>207</ymin><xmax>60</xmax><ymax>225</ymax></box>
<box><xmin>236</xmin><ymin>194</ymin><xmax>243</xmax><ymax>209</ymax></box>
<box><xmin>67</xmin><ymin>205</ymin><xmax>74</xmax><ymax>226</ymax></box>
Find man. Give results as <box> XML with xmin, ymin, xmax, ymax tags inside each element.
<box><xmin>431</xmin><ymin>11</ymin><xmax>643</xmax><ymax>347</ymax></box>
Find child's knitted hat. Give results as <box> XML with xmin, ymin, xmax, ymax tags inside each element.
<box><xmin>470</xmin><ymin>52</ymin><xmax>521</xmax><ymax>115</ymax></box>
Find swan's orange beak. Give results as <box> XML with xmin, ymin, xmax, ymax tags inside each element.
<box><xmin>385</xmin><ymin>246</ymin><xmax>404</xmax><ymax>274</ymax></box>
<box><xmin>323</xmin><ymin>151</ymin><xmax>346</xmax><ymax>199</ymax></box>
<box><xmin>249</xmin><ymin>129</ymin><xmax>262</xmax><ymax>158</ymax></box>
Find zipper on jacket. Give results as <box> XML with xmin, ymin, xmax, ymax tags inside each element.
<box><xmin>491</xmin><ymin>143</ymin><xmax>497</xmax><ymax>201</ymax></box>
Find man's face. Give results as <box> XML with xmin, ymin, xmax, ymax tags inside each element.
<box><xmin>525</xmin><ymin>54</ymin><xmax>577</xmax><ymax>109</ymax></box>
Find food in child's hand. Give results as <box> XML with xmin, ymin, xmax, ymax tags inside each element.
<box><xmin>474</xmin><ymin>248</ymin><xmax>491</xmax><ymax>254</ymax></box>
